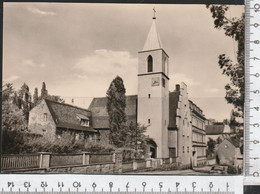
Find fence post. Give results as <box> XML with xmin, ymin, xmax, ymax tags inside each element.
<box><xmin>112</xmin><ymin>153</ymin><xmax>116</xmax><ymax>163</ymax></box>
<box><xmin>39</xmin><ymin>152</ymin><xmax>50</xmax><ymax>168</ymax></box>
<box><xmin>169</xmin><ymin>157</ymin><xmax>173</xmax><ymax>164</ymax></box>
<box><xmin>133</xmin><ymin>160</ymin><xmax>137</xmax><ymax>170</ymax></box>
<box><xmin>114</xmin><ymin>152</ymin><xmax>122</xmax><ymax>173</ymax></box>
<box><xmin>145</xmin><ymin>159</ymin><xmax>151</xmax><ymax>168</ymax></box>
<box><xmin>82</xmin><ymin>152</ymin><xmax>90</xmax><ymax>165</ymax></box>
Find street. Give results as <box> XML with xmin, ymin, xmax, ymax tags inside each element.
<box><xmin>127</xmin><ymin>169</ymin><xmax>209</xmax><ymax>175</ymax></box>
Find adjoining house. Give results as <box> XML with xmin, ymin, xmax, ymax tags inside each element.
<box><xmin>28</xmin><ymin>99</ymin><xmax>98</xmax><ymax>141</ymax></box>
<box><xmin>168</xmin><ymin>83</ymin><xmax>193</xmax><ymax>167</ymax></box>
<box><xmin>88</xmin><ymin>95</ymin><xmax>138</xmax><ymax>144</ymax></box>
<box><xmin>206</xmin><ymin>122</ymin><xmax>233</xmax><ymax>143</ymax></box>
<box><xmin>189</xmin><ymin>100</ymin><xmax>207</xmax><ymax>167</ymax></box>
<box><xmin>216</xmin><ymin>137</ymin><xmax>243</xmax><ymax>166</ymax></box>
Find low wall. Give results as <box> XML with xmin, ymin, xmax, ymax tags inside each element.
<box><xmin>207</xmin><ymin>159</ymin><xmax>217</xmax><ymax>166</ymax></box>
<box><xmin>2</xmin><ymin>152</ymin><xmax>122</xmax><ymax>174</ymax></box>
<box><xmin>2</xmin><ymin>153</ymin><xmax>181</xmax><ymax>174</ymax></box>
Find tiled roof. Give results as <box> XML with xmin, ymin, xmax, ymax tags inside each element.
<box><xmin>168</xmin><ymin>91</ymin><xmax>180</xmax><ymax>130</ymax></box>
<box><xmin>205</xmin><ymin>124</ymin><xmax>225</xmax><ymax>135</ymax></box>
<box><xmin>226</xmin><ymin>137</ymin><xmax>241</xmax><ymax>148</ymax></box>
<box><xmin>142</xmin><ymin>19</ymin><xmax>163</xmax><ymax>51</ymax></box>
<box><xmin>88</xmin><ymin>95</ymin><xmax>137</xmax><ymax>129</ymax></box>
<box><xmin>44</xmin><ymin>99</ymin><xmax>97</xmax><ymax>133</ymax></box>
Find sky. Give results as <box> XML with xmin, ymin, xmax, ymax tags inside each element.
<box><xmin>3</xmin><ymin>3</ymin><xmax>244</xmax><ymax>121</ymax></box>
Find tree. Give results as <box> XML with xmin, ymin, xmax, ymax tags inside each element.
<box><xmin>125</xmin><ymin>122</ymin><xmax>147</xmax><ymax>158</ymax></box>
<box><xmin>46</xmin><ymin>95</ymin><xmax>65</xmax><ymax>103</ymax></box>
<box><xmin>33</xmin><ymin>87</ymin><xmax>39</xmax><ymax>106</ymax></box>
<box><xmin>40</xmin><ymin>82</ymin><xmax>48</xmax><ymax>99</ymax></box>
<box><xmin>207</xmin><ymin>137</ymin><xmax>216</xmax><ymax>157</ymax></box>
<box><xmin>18</xmin><ymin>83</ymin><xmax>32</xmax><ymax>123</ymax></box>
<box><xmin>2</xmin><ymin>100</ymin><xmax>28</xmax><ymax>154</ymax></box>
<box><xmin>106</xmin><ymin>76</ymin><xmax>126</xmax><ymax>147</ymax></box>
<box><xmin>2</xmin><ymin>83</ymin><xmax>14</xmax><ymax>102</ymax></box>
<box><xmin>206</xmin><ymin>5</ymin><xmax>244</xmax><ymax>120</ymax></box>
<box><xmin>38</xmin><ymin>82</ymin><xmax>64</xmax><ymax>103</ymax></box>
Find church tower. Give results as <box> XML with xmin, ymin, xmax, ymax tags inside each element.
<box><xmin>137</xmin><ymin>11</ymin><xmax>169</xmax><ymax>158</ymax></box>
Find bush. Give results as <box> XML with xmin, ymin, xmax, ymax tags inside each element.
<box><xmin>84</xmin><ymin>141</ymin><xmax>115</xmax><ymax>153</ymax></box>
<box><xmin>227</xmin><ymin>165</ymin><xmax>238</xmax><ymax>174</ymax></box>
<box><xmin>3</xmin><ymin>128</ymin><xmax>116</xmax><ymax>154</ymax></box>
<box><xmin>119</xmin><ymin>147</ymin><xmax>146</xmax><ymax>162</ymax></box>
<box><xmin>2</xmin><ymin>129</ymin><xmax>42</xmax><ymax>154</ymax></box>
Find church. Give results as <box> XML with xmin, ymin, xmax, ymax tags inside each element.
<box><xmin>88</xmin><ymin>14</ymin><xmax>202</xmax><ymax>167</ymax></box>
<box><xmin>29</xmin><ymin>12</ymin><xmax>207</xmax><ymax>168</ymax></box>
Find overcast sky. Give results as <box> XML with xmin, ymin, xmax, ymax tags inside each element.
<box><xmin>3</xmin><ymin>3</ymin><xmax>244</xmax><ymax>121</ymax></box>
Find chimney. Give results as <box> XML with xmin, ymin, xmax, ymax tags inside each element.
<box><xmin>175</xmin><ymin>84</ymin><xmax>180</xmax><ymax>91</ymax></box>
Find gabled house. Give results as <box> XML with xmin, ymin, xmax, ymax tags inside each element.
<box><xmin>28</xmin><ymin>99</ymin><xmax>97</xmax><ymax>141</ymax></box>
<box><xmin>206</xmin><ymin>123</ymin><xmax>233</xmax><ymax>143</ymax></box>
<box><xmin>88</xmin><ymin>95</ymin><xmax>138</xmax><ymax>144</ymax></box>
<box><xmin>216</xmin><ymin>137</ymin><xmax>242</xmax><ymax>166</ymax></box>
<box><xmin>168</xmin><ymin>83</ymin><xmax>193</xmax><ymax>167</ymax></box>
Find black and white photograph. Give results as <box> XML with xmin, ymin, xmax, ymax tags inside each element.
<box><xmin>2</xmin><ymin>3</ymin><xmax>244</xmax><ymax>175</ymax></box>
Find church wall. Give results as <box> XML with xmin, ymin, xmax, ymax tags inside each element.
<box><xmin>138</xmin><ymin>73</ymin><xmax>164</xmax><ymax>158</ymax></box>
<box><xmin>137</xmin><ymin>50</ymin><xmax>169</xmax><ymax>158</ymax></box>
<box><xmin>161</xmin><ymin>74</ymin><xmax>169</xmax><ymax>158</ymax></box>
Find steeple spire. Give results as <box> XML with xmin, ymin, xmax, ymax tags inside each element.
<box><xmin>142</xmin><ymin>8</ymin><xmax>163</xmax><ymax>51</ymax></box>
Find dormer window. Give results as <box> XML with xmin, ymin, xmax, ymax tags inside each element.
<box><xmin>76</xmin><ymin>113</ymin><xmax>90</xmax><ymax>127</ymax></box>
<box><xmin>147</xmin><ymin>55</ymin><xmax>153</xmax><ymax>72</ymax></box>
<box><xmin>80</xmin><ymin>119</ymin><xmax>89</xmax><ymax>127</ymax></box>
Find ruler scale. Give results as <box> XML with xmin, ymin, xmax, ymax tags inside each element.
<box><xmin>244</xmin><ymin>0</ymin><xmax>260</xmax><ymax>187</ymax></box>
<box><xmin>0</xmin><ymin>175</ymin><xmax>244</xmax><ymax>194</ymax></box>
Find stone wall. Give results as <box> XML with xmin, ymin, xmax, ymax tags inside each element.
<box><xmin>28</xmin><ymin>100</ymin><xmax>56</xmax><ymax>140</ymax></box>
<box><xmin>2</xmin><ymin>152</ymin><xmax>123</xmax><ymax>174</ymax></box>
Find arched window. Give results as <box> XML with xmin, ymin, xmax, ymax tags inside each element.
<box><xmin>147</xmin><ymin>55</ymin><xmax>153</xmax><ymax>72</ymax></box>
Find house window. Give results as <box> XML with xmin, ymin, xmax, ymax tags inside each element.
<box><xmin>183</xmin><ymin>146</ymin><xmax>185</xmax><ymax>153</ymax></box>
<box><xmin>75</xmin><ymin>133</ymin><xmax>80</xmax><ymax>141</ymax></box>
<box><xmin>148</xmin><ymin>119</ymin><xmax>151</xmax><ymax>124</ymax></box>
<box><xmin>80</xmin><ymin>119</ymin><xmax>89</xmax><ymax>127</ymax></box>
<box><xmin>148</xmin><ymin>94</ymin><xmax>151</xmax><ymax>99</ymax></box>
<box><xmin>187</xmin><ymin>146</ymin><xmax>189</xmax><ymax>153</ymax></box>
<box><xmin>162</xmin><ymin>78</ymin><xmax>165</xmax><ymax>88</ymax></box>
<box><xmin>147</xmin><ymin>55</ymin><xmax>153</xmax><ymax>72</ymax></box>
<box><xmin>43</xmin><ymin>113</ymin><xmax>47</xmax><ymax>121</ymax></box>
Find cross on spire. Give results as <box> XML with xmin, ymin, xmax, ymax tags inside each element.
<box><xmin>153</xmin><ymin>7</ymin><xmax>156</xmax><ymax>19</ymax></box>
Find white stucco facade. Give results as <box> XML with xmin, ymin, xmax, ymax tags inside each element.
<box><xmin>137</xmin><ymin>19</ymin><xmax>170</xmax><ymax>158</ymax></box>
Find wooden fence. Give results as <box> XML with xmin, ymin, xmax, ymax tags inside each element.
<box><xmin>1</xmin><ymin>154</ymin><xmax>39</xmax><ymax>170</ymax></box>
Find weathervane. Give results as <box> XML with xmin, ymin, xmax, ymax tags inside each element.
<box><xmin>153</xmin><ymin>7</ymin><xmax>156</xmax><ymax>19</ymax></box>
